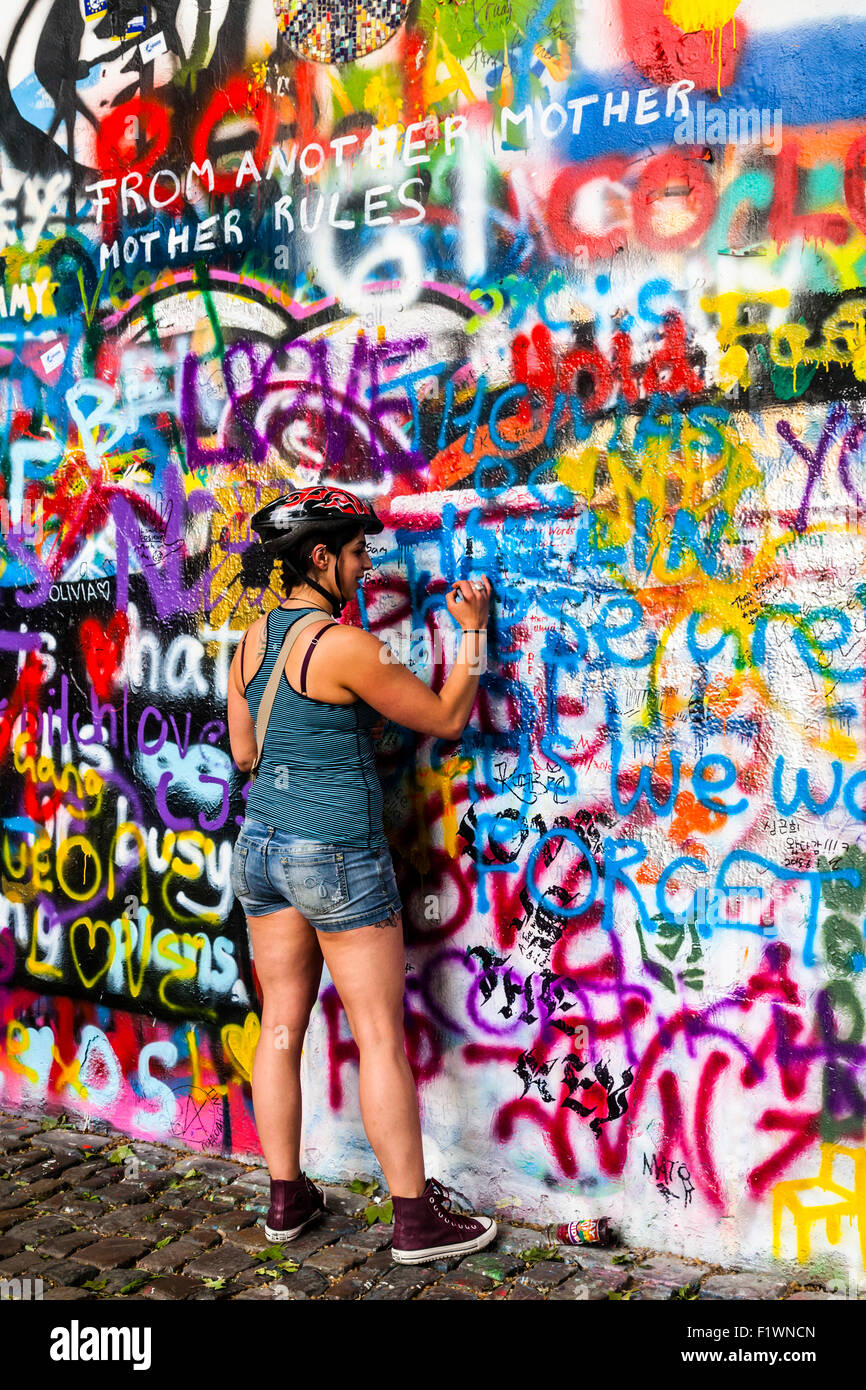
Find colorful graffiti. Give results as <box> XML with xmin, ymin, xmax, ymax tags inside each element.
<box><xmin>1</xmin><ymin>0</ymin><xmax>866</xmax><ymax>1278</ymax></box>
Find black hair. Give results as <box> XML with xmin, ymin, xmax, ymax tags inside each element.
<box><xmin>278</xmin><ymin>523</ymin><xmax>365</xmax><ymax>596</ymax></box>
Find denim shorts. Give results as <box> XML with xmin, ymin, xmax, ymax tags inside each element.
<box><xmin>230</xmin><ymin>819</ymin><xmax>402</xmax><ymax>931</ymax></box>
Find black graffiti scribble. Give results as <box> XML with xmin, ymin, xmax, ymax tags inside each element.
<box><xmin>657</xmin><ymin>1183</ymin><xmax>679</xmax><ymax>1203</ymax></box>
<box><xmin>561</xmin><ymin>1058</ymin><xmax>634</xmax><ymax>1138</ymax></box>
<box><xmin>465</xmin><ymin>945</ymin><xmax>510</xmax><ymax>1004</ymax></box>
<box><xmin>466</xmin><ymin>949</ymin><xmax>578</xmax><ymax>1024</ymax></box>
<box><xmin>514</xmin><ymin>1050</ymin><xmax>557</xmax><ymax>1102</ymax></box>
<box><xmin>537</xmin><ymin>969</ymin><xmax>577</xmax><ymax>1017</ymax></box>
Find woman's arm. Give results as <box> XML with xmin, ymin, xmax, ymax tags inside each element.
<box><xmin>227</xmin><ymin>635</ymin><xmax>258</xmax><ymax>772</ymax></box>
<box><xmin>337</xmin><ymin>578</ymin><xmax>491</xmax><ymax>740</ymax></box>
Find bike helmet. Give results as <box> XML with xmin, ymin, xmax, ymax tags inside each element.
<box><xmin>251</xmin><ymin>486</ymin><xmax>384</xmax><ymax>615</ymax></box>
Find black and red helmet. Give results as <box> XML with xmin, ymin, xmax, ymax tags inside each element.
<box><xmin>251</xmin><ymin>486</ymin><xmax>384</xmax><ymax>553</ymax></box>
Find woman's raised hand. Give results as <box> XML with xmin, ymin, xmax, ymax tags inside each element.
<box><xmin>445</xmin><ymin>576</ymin><xmax>491</xmax><ymax>632</ymax></box>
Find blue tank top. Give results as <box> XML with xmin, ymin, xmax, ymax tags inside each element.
<box><xmin>243</xmin><ymin>607</ymin><xmax>386</xmax><ymax>849</ymax></box>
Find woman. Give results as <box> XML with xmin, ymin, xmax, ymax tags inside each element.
<box><xmin>227</xmin><ymin>485</ymin><xmax>496</xmax><ymax>1264</ymax></box>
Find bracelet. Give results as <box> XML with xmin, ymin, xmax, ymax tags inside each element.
<box><xmin>461</xmin><ymin>629</ymin><xmax>487</xmax><ymax>634</ymax></box>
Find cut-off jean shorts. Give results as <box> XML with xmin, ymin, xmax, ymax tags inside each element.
<box><xmin>231</xmin><ymin>819</ymin><xmax>402</xmax><ymax>931</ymax></box>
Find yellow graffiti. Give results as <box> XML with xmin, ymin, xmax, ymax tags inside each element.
<box><xmin>556</xmin><ymin>413</ymin><xmax>764</xmax><ymax>584</ymax></box>
<box><xmin>415</xmin><ymin>757</ymin><xmax>474</xmax><ymax>859</ymax></box>
<box><xmin>12</xmin><ymin>731</ymin><xmax>105</xmax><ymax>818</ymax></box>
<box><xmin>700</xmin><ymin>290</ymin><xmax>791</xmax><ymax>390</ymax></box>
<box><xmin>26</xmin><ymin>914</ymin><xmax>63</xmax><ymax>980</ymax></box>
<box><xmin>156</xmin><ymin>931</ymin><xmax>210</xmax><ymax>1013</ymax></box>
<box><xmin>2</xmin><ymin>832</ymin><xmax>53</xmax><ymax>902</ymax></box>
<box><xmin>702</xmin><ymin>292</ymin><xmax>866</xmax><ymax>390</ymax></box>
<box><xmin>5</xmin><ymin>1021</ymin><xmax>38</xmax><ymax>1084</ymax></box>
<box><xmin>161</xmin><ymin>831</ymin><xmax>219</xmax><ymax>926</ymax></box>
<box><xmin>121</xmin><ymin>910</ymin><xmax>153</xmax><ymax>1000</ymax></box>
<box><xmin>664</xmin><ymin>0</ymin><xmax>740</xmax><ymax>92</ymax></box>
<box><xmin>424</xmin><ymin>23</ymin><xmax>474</xmax><ymax>107</ymax></box>
<box><xmin>664</xmin><ymin>0</ymin><xmax>740</xmax><ymax>31</ymax></box>
<box><xmin>56</xmin><ymin>836</ymin><xmax>102</xmax><ymax>902</ymax></box>
<box><xmin>206</xmin><ymin>480</ymin><xmax>287</xmax><ymax>628</ymax></box>
<box><xmin>69</xmin><ymin>916</ymin><xmax>116</xmax><ymax>989</ymax></box>
<box><xmin>772</xmin><ymin>1144</ymin><xmax>866</xmax><ymax>1268</ymax></box>
<box><xmin>51</xmin><ymin>1044</ymin><xmax>87</xmax><ymax>1100</ymax></box>
<box><xmin>187</xmin><ymin>1026</ymin><xmax>202</xmax><ymax>1090</ymax></box>
<box><xmin>221</xmin><ymin>1011</ymin><xmax>261</xmax><ymax>1083</ymax></box>
<box><xmin>108</xmin><ymin>821</ymin><xmax>150</xmax><ymax>905</ymax></box>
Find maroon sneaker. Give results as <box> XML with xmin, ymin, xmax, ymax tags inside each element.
<box><xmin>391</xmin><ymin>1178</ymin><xmax>497</xmax><ymax>1264</ymax></box>
<box><xmin>264</xmin><ymin>1172</ymin><xmax>327</xmax><ymax>1242</ymax></box>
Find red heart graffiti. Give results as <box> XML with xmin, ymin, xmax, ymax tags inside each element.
<box><xmin>80</xmin><ymin>613</ymin><xmax>130</xmax><ymax>699</ymax></box>
<box><xmin>617</xmin><ymin>0</ymin><xmax>746</xmax><ymax>91</ymax></box>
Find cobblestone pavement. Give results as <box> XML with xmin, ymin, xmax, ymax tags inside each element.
<box><xmin>0</xmin><ymin>1112</ymin><xmax>846</xmax><ymax>1302</ymax></box>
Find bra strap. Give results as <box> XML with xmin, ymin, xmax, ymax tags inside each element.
<box><xmin>299</xmin><ymin>625</ymin><xmax>334</xmax><ymax>697</ymax></box>
<box><xmin>251</xmin><ymin>612</ymin><xmax>335</xmax><ymax>780</ymax></box>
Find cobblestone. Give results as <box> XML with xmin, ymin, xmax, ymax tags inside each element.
<box><xmin>460</xmin><ymin>1251</ymin><xmax>525</xmax><ymax>1280</ymax></box>
<box><xmin>184</xmin><ymin>1244</ymin><xmax>258</xmax><ymax>1279</ymax></box>
<box><xmin>304</xmin><ymin>1244</ymin><xmax>365</xmax><ymax>1278</ymax></box>
<box><xmin>38</xmin><ymin>1131</ymin><xmax>113</xmax><ymax>1153</ymax></box>
<box><xmin>155</xmin><ymin>1208</ymin><xmax>200</xmax><ymax>1233</ymax></box>
<box><xmin>630</xmin><ymin>1255</ymin><xmax>705</xmax><ymax>1291</ymax></box>
<box><xmin>0</xmin><ymin>1107</ymin><xmax>843</xmax><ymax>1304</ymax></box>
<box><xmin>343</xmin><ymin>1225</ymin><xmax>394</xmax><ymax>1253</ymax></box>
<box><xmin>71</xmin><ymin>1238</ymin><xmax>154</xmax><ymax>1270</ymax></box>
<box><xmin>171</xmin><ymin>1157</ymin><xmax>241</xmax><ymax>1185</ymax></box>
<box><xmin>197</xmin><ymin>1210</ymin><xmax>258</xmax><ymax>1235</ymax></box>
<box><xmin>41</xmin><ymin>1286</ymin><xmax>96</xmax><ymax>1301</ymax></box>
<box><xmin>38</xmin><ymin>1259</ymin><xmax>99</xmax><ymax>1287</ymax></box>
<box><xmin>1</xmin><ymin>1146</ymin><xmax>53</xmax><ymax>1171</ymax></box>
<box><xmin>517</xmin><ymin>1259</ymin><xmax>573</xmax><ymax>1288</ymax></box>
<box><xmin>4</xmin><ymin>1215</ymin><xmax>75</xmax><ymax>1244</ymax></box>
<box><xmin>438</xmin><ymin>1267</ymin><xmax>500</xmax><ymax>1294</ymax></box>
<box><xmin>40</xmin><ymin>1231</ymin><xmax>98</xmax><ymax>1259</ymax></box>
<box><xmin>700</xmin><ymin>1273</ymin><xmax>790</xmax><ymax>1300</ymax></box>
<box><xmin>179</xmin><ymin>1227</ymin><xmax>221</xmax><ymax>1248</ymax></box>
<box><xmin>137</xmin><ymin>1275</ymin><xmax>213</xmax><ymax>1300</ymax></box>
<box><xmin>0</xmin><ymin>1207</ymin><xmax>38</xmax><ymax>1231</ymax></box>
<box><xmin>417</xmin><ymin>1285</ymin><xmax>477</xmax><ymax>1300</ymax></box>
<box><xmin>0</xmin><ymin>1252</ymin><xmax>47</xmax><ymax>1278</ymax></box>
<box><xmin>227</xmin><ymin>1226</ymin><xmax>284</xmax><ymax>1256</ymax></box>
<box><xmin>319</xmin><ymin>1184</ymin><xmax>369</xmax><ymax>1217</ymax></box>
<box><xmin>80</xmin><ymin>1269</ymin><xmax>152</xmax><ymax>1296</ymax></box>
<box><xmin>138</xmin><ymin>1239</ymin><xmax>208</xmax><ymax>1273</ymax></box>
<box><xmin>364</xmin><ymin>1265</ymin><xmax>437</xmax><ymax>1299</ymax></box>
<box><xmin>546</xmin><ymin>1269</ymin><xmax>631</xmax><ymax>1300</ymax></box>
<box><xmin>789</xmin><ymin>1284</ymin><xmax>850</xmax><ymax>1295</ymax></box>
<box><xmin>14</xmin><ymin>1179</ymin><xmax>66</xmax><ymax>1202</ymax></box>
<box><xmin>58</xmin><ymin>1163</ymin><xmax>116</xmax><ymax>1187</ymax></box>
<box><xmin>224</xmin><ymin>1168</ymin><xmax>270</xmax><ymax>1197</ymax></box>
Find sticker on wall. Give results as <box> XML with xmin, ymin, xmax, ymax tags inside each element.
<box><xmin>274</xmin><ymin>0</ymin><xmax>409</xmax><ymax>64</ymax></box>
<box><xmin>140</xmin><ymin>30</ymin><xmax>169</xmax><ymax>62</ymax></box>
<box><xmin>39</xmin><ymin>342</ymin><xmax>65</xmax><ymax>375</ymax></box>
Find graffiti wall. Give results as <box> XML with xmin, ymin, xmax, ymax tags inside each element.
<box><xmin>2</xmin><ymin>0</ymin><xmax>866</xmax><ymax>1279</ymax></box>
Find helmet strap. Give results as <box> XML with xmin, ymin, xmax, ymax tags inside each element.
<box><xmin>304</xmin><ymin>573</ymin><xmax>343</xmax><ymax>617</ymax></box>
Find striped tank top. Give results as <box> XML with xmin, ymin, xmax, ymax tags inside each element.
<box><xmin>243</xmin><ymin>607</ymin><xmax>385</xmax><ymax>849</ymax></box>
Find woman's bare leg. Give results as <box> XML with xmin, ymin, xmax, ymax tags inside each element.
<box><xmin>247</xmin><ymin>906</ymin><xmax>324</xmax><ymax>1180</ymax></box>
<box><xmin>316</xmin><ymin>915</ymin><xmax>426</xmax><ymax>1198</ymax></box>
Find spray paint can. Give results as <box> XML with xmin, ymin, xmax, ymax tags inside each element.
<box><xmin>550</xmin><ymin>1218</ymin><xmax>613</xmax><ymax>1246</ymax></box>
